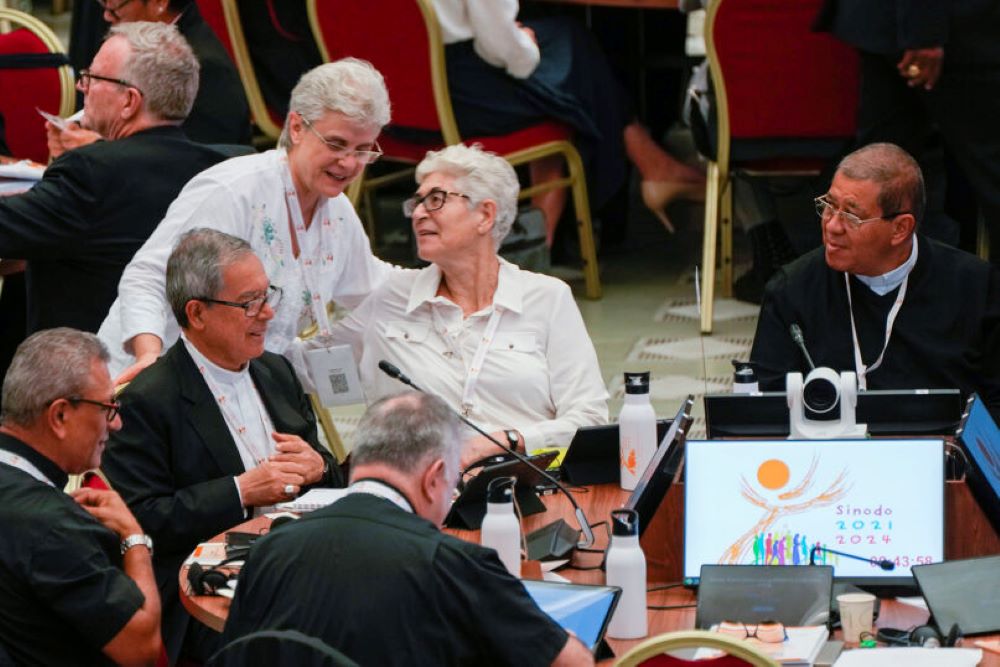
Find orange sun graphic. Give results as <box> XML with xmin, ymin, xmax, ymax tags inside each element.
<box><xmin>757</xmin><ymin>459</ymin><xmax>790</xmax><ymax>490</ymax></box>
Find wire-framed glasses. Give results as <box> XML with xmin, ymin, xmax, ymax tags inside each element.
<box><xmin>299</xmin><ymin>116</ymin><xmax>382</xmax><ymax>164</ymax></box>
<box><xmin>197</xmin><ymin>285</ymin><xmax>283</xmax><ymax>318</ymax></box>
<box><xmin>814</xmin><ymin>195</ymin><xmax>909</xmax><ymax>230</ymax></box>
<box><xmin>78</xmin><ymin>69</ymin><xmax>143</xmax><ymax>96</ymax></box>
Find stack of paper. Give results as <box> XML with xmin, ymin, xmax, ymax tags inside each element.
<box><xmin>696</xmin><ymin>626</ymin><xmax>829</xmax><ymax>666</ymax></box>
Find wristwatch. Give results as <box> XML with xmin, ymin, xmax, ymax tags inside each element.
<box><xmin>505</xmin><ymin>429</ymin><xmax>520</xmax><ymax>452</ymax></box>
<box><xmin>120</xmin><ymin>533</ymin><xmax>154</xmax><ymax>557</ymax></box>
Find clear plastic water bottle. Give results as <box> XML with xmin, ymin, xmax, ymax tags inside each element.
<box><xmin>480</xmin><ymin>476</ymin><xmax>520</xmax><ymax>576</ymax></box>
<box><xmin>618</xmin><ymin>371</ymin><xmax>656</xmax><ymax>491</ymax></box>
<box><xmin>606</xmin><ymin>509</ymin><xmax>648</xmax><ymax>639</ymax></box>
<box><xmin>732</xmin><ymin>360</ymin><xmax>759</xmax><ymax>394</ymax></box>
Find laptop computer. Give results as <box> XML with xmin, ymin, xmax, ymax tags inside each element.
<box><xmin>913</xmin><ymin>555</ymin><xmax>1000</xmax><ymax>637</ymax></box>
<box><xmin>560</xmin><ymin>420</ymin><xmax>672</xmax><ymax>486</ymax></box>
<box><xmin>522</xmin><ymin>579</ymin><xmax>621</xmax><ymax>659</ymax></box>
<box><xmin>695</xmin><ymin>564</ymin><xmax>834</xmax><ymax>629</ymax></box>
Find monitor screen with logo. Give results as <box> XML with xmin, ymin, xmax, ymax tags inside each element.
<box><xmin>683</xmin><ymin>439</ymin><xmax>945</xmax><ymax>587</ymax></box>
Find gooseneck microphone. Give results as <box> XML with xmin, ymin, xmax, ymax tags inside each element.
<box><xmin>378</xmin><ymin>359</ymin><xmax>596</xmax><ymax>550</ymax></box>
<box><xmin>809</xmin><ymin>545</ymin><xmax>895</xmax><ymax>571</ymax></box>
<box><xmin>789</xmin><ymin>324</ymin><xmax>817</xmax><ymax>371</ymax></box>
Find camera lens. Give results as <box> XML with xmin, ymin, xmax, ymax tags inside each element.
<box><xmin>803</xmin><ymin>377</ymin><xmax>839</xmax><ymax>413</ymax></box>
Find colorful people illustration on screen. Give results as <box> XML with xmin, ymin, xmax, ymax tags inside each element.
<box><xmin>721</xmin><ymin>456</ymin><xmax>850</xmax><ymax>565</ymax></box>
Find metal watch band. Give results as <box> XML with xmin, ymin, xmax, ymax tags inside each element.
<box><xmin>120</xmin><ymin>533</ymin><xmax>153</xmax><ymax>557</ymax></box>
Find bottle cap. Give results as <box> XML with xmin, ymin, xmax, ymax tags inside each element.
<box><xmin>611</xmin><ymin>508</ymin><xmax>640</xmax><ymax>537</ymax></box>
<box><xmin>731</xmin><ymin>360</ymin><xmax>757</xmax><ymax>383</ymax></box>
<box><xmin>486</xmin><ymin>475</ymin><xmax>516</xmax><ymax>503</ymax></box>
<box><xmin>623</xmin><ymin>372</ymin><xmax>651</xmax><ymax>395</ymax></box>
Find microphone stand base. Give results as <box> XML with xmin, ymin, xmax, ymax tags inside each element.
<box><xmin>526</xmin><ymin>519</ymin><xmax>581</xmax><ymax>562</ymax></box>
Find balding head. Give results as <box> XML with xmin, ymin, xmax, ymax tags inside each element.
<box><xmin>836</xmin><ymin>142</ymin><xmax>925</xmax><ymax>229</ymax></box>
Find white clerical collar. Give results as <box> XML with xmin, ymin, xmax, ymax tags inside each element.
<box><xmin>855</xmin><ymin>236</ymin><xmax>918</xmax><ymax>296</ymax></box>
<box><xmin>181</xmin><ymin>334</ymin><xmax>249</xmax><ymax>386</ymax></box>
<box><xmin>347</xmin><ymin>479</ymin><xmax>414</xmax><ymax>513</ymax></box>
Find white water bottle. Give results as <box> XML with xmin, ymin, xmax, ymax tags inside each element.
<box><xmin>481</xmin><ymin>476</ymin><xmax>521</xmax><ymax>576</ymax></box>
<box><xmin>606</xmin><ymin>509</ymin><xmax>648</xmax><ymax>639</ymax></box>
<box><xmin>732</xmin><ymin>360</ymin><xmax>759</xmax><ymax>394</ymax></box>
<box><xmin>618</xmin><ymin>371</ymin><xmax>657</xmax><ymax>491</ymax></box>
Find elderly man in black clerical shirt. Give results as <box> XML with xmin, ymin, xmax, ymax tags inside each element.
<box><xmin>0</xmin><ymin>328</ymin><xmax>161</xmax><ymax>665</ymax></box>
<box><xmin>751</xmin><ymin>142</ymin><xmax>1000</xmax><ymax>412</ymax></box>
<box><xmin>0</xmin><ymin>21</ymin><xmax>235</xmax><ymax>336</ymax></box>
<box><xmin>102</xmin><ymin>228</ymin><xmax>343</xmax><ymax>663</ymax></box>
<box><xmin>220</xmin><ymin>391</ymin><xmax>594</xmax><ymax>667</ymax></box>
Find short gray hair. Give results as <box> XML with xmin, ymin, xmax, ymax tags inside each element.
<box><xmin>415</xmin><ymin>144</ymin><xmax>520</xmax><ymax>250</ymax></box>
<box><xmin>278</xmin><ymin>58</ymin><xmax>391</xmax><ymax>148</ymax></box>
<box><xmin>351</xmin><ymin>392</ymin><xmax>462</xmax><ymax>478</ymax></box>
<box><xmin>1</xmin><ymin>329</ymin><xmax>109</xmax><ymax>428</ymax></box>
<box><xmin>110</xmin><ymin>21</ymin><xmax>199</xmax><ymax>122</ymax></box>
<box><xmin>166</xmin><ymin>228</ymin><xmax>254</xmax><ymax>328</ymax></box>
<box><xmin>836</xmin><ymin>142</ymin><xmax>925</xmax><ymax>228</ymax></box>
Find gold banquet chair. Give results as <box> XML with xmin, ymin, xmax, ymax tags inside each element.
<box><xmin>616</xmin><ymin>630</ymin><xmax>779</xmax><ymax>667</ymax></box>
<box><xmin>306</xmin><ymin>0</ymin><xmax>602</xmax><ymax>299</ymax></box>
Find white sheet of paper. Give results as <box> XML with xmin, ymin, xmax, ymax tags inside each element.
<box><xmin>833</xmin><ymin>647</ymin><xmax>981</xmax><ymax>666</ymax></box>
<box><xmin>305</xmin><ymin>344</ymin><xmax>364</xmax><ymax>407</ymax></box>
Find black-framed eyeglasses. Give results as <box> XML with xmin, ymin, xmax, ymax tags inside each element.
<box><xmin>196</xmin><ymin>285</ymin><xmax>283</xmax><ymax>318</ymax></box>
<box><xmin>402</xmin><ymin>188</ymin><xmax>471</xmax><ymax>217</ymax></box>
<box><xmin>93</xmin><ymin>0</ymin><xmax>136</xmax><ymax>20</ymax></box>
<box><xmin>66</xmin><ymin>396</ymin><xmax>121</xmax><ymax>422</ymax></box>
<box><xmin>717</xmin><ymin>620</ymin><xmax>788</xmax><ymax>644</ymax></box>
<box><xmin>298</xmin><ymin>115</ymin><xmax>383</xmax><ymax>164</ymax></box>
<box><xmin>815</xmin><ymin>195</ymin><xmax>909</xmax><ymax>230</ymax></box>
<box><xmin>78</xmin><ymin>69</ymin><xmax>143</xmax><ymax>96</ymax></box>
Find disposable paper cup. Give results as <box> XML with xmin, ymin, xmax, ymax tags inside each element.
<box><xmin>837</xmin><ymin>592</ymin><xmax>876</xmax><ymax>645</ymax></box>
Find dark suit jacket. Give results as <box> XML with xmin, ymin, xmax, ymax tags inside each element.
<box><xmin>178</xmin><ymin>3</ymin><xmax>252</xmax><ymax>145</ymax></box>
<box><xmin>102</xmin><ymin>342</ymin><xmax>343</xmax><ymax>663</ymax></box>
<box><xmin>815</xmin><ymin>0</ymin><xmax>1000</xmax><ymax>63</ymax></box>
<box><xmin>0</xmin><ymin>125</ymin><xmax>232</xmax><ymax>334</ymax></box>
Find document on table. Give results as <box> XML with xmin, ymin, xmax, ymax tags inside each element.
<box><xmin>833</xmin><ymin>647</ymin><xmax>982</xmax><ymax>666</ymax></box>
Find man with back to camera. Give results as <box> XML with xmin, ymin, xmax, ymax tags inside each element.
<box><xmin>220</xmin><ymin>391</ymin><xmax>594</xmax><ymax>667</ymax></box>
<box><xmin>750</xmin><ymin>142</ymin><xmax>1000</xmax><ymax>413</ymax></box>
<box><xmin>0</xmin><ymin>21</ymin><xmax>235</xmax><ymax>336</ymax></box>
<box><xmin>101</xmin><ymin>228</ymin><xmax>343</xmax><ymax>663</ymax></box>
<box><xmin>0</xmin><ymin>328</ymin><xmax>161</xmax><ymax>665</ymax></box>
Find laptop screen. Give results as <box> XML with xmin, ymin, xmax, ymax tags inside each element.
<box><xmin>696</xmin><ymin>564</ymin><xmax>833</xmax><ymax>628</ymax></box>
<box><xmin>684</xmin><ymin>439</ymin><xmax>945</xmax><ymax>587</ymax></box>
<box><xmin>956</xmin><ymin>394</ymin><xmax>1000</xmax><ymax>534</ymax></box>
<box><xmin>522</xmin><ymin>580</ymin><xmax>620</xmax><ymax>651</ymax></box>
<box><xmin>913</xmin><ymin>555</ymin><xmax>1000</xmax><ymax>637</ymax></box>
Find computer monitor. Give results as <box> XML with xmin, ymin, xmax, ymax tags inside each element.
<box><xmin>623</xmin><ymin>396</ymin><xmax>694</xmax><ymax>537</ymax></box>
<box><xmin>704</xmin><ymin>388</ymin><xmax>963</xmax><ymax>438</ymax></box>
<box><xmin>956</xmin><ymin>394</ymin><xmax>1000</xmax><ymax>536</ymax></box>
<box><xmin>683</xmin><ymin>438</ymin><xmax>945</xmax><ymax>588</ymax></box>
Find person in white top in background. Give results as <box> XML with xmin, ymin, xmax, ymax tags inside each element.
<box><xmin>98</xmin><ymin>57</ymin><xmax>394</xmax><ymax>384</ymax></box>
<box><xmin>297</xmin><ymin>144</ymin><xmax>608</xmax><ymax>467</ymax></box>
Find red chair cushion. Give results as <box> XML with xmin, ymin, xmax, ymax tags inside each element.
<box><xmin>713</xmin><ymin>0</ymin><xmax>859</xmax><ymax>141</ymax></box>
<box><xmin>380</xmin><ymin>121</ymin><xmax>574</xmax><ymax>163</ymax></box>
<box><xmin>0</xmin><ymin>28</ymin><xmax>63</xmax><ymax>163</ymax></box>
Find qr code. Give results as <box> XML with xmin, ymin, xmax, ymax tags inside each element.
<box><xmin>327</xmin><ymin>371</ymin><xmax>349</xmax><ymax>394</ymax></box>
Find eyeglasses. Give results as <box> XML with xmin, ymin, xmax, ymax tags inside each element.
<box><xmin>93</xmin><ymin>0</ymin><xmax>136</xmax><ymax>20</ymax></box>
<box><xmin>78</xmin><ymin>69</ymin><xmax>143</xmax><ymax>96</ymax></box>
<box><xmin>402</xmin><ymin>188</ymin><xmax>471</xmax><ymax>217</ymax></box>
<box><xmin>197</xmin><ymin>285</ymin><xmax>283</xmax><ymax>318</ymax></box>
<box><xmin>815</xmin><ymin>196</ymin><xmax>909</xmax><ymax>230</ymax></box>
<box><xmin>298</xmin><ymin>116</ymin><xmax>382</xmax><ymax>164</ymax></box>
<box><xmin>717</xmin><ymin>620</ymin><xmax>788</xmax><ymax>644</ymax></box>
<box><xmin>66</xmin><ymin>396</ymin><xmax>121</xmax><ymax>422</ymax></box>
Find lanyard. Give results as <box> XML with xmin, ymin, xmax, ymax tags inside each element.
<box><xmin>844</xmin><ymin>243</ymin><xmax>917</xmax><ymax>390</ymax></box>
<box><xmin>0</xmin><ymin>449</ymin><xmax>55</xmax><ymax>487</ymax></box>
<box><xmin>191</xmin><ymin>355</ymin><xmax>276</xmax><ymax>466</ymax></box>
<box><xmin>431</xmin><ymin>304</ymin><xmax>504</xmax><ymax>417</ymax></box>
<box><xmin>347</xmin><ymin>479</ymin><xmax>413</xmax><ymax>513</ymax></box>
<box><xmin>278</xmin><ymin>153</ymin><xmax>335</xmax><ymax>336</ymax></box>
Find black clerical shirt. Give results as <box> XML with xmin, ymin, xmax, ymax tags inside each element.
<box><xmin>0</xmin><ymin>432</ymin><xmax>144</xmax><ymax>666</ymax></box>
<box><xmin>751</xmin><ymin>235</ymin><xmax>1000</xmax><ymax>413</ymax></box>
<box><xmin>223</xmin><ymin>493</ymin><xmax>568</xmax><ymax>666</ymax></box>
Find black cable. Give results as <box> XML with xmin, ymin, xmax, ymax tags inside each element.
<box><xmin>564</xmin><ymin>563</ymin><xmax>604</xmax><ymax>571</ymax></box>
<box><xmin>648</xmin><ymin>603</ymin><xmax>697</xmax><ymax>610</ymax></box>
<box><xmin>647</xmin><ymin>582</ymin><xmax>684</xmax><ymax>593</ymax></box>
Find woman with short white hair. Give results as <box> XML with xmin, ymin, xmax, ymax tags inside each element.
<box><xmin>317</xmin><ymin>143</ymin><xmax>608</xmax><ymax>465</ymax></box>
<box><xmin>98</xmin><ymin>58</ymin><xmax>394</xmax><ymax>383</ymax></box>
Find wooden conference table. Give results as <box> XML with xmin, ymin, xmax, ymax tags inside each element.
<box><xmin>181</xmin><ymin>477</ymin><xmax>1000</xmax><ymax>664</ymax></box>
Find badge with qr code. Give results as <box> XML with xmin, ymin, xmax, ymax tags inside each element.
<box><xmin>305</xmin><ymin>344</ymin><xmax>365</xmax><ymax>407</ymax></box>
